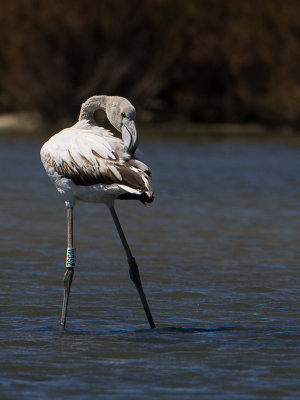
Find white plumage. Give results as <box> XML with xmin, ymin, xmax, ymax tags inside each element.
<box><xmin>40</xmin><ymin>95</ymin><xmax>156</xmax><ymax>330</ymax></box>
<box><xmin>41</xmin><ymin>98</ymin><xmax>153</xmax><ymax>207</ymax></box>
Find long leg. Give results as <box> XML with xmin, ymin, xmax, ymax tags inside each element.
<box><xmin>109</xmin><ymin>206</ymin><xmax>156</xmax><ymax>328</ymax></box>
<box><xmin>60</xmin><ymin>206</ymin><xmax>75</xmax><ymax>329</ymax></box>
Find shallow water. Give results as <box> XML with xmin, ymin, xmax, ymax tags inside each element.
<box><xmin>1</xmin><ymin>136</ymin><xmax>300</xmax><ymax>399</ymax></box>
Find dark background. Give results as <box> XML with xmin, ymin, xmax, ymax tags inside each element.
<box><xmin>1</xmin><ymin>0</ymin><xmax>300</xmax><ymax>129</ymax></box>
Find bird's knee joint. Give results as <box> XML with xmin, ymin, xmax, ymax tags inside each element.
<box><xmin>128</xmin><ymin>258</ymin><xmax>141</xmax><ymax>284</ymax></box>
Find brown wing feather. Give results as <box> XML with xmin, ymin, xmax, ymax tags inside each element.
<box><xmin>44</xmin><ymin>151</ymin><xmax>154</xmax><ymax>203</ymax></box>
<box><xmin>46</xmin><ymin>150</ymin><xmax>149</xmax><ymax>189</ymax></box>
<box><xmin>116</xmin><ymin>165</ymin><xmax>146</xmax><ymax>189</ymax></box>
<box><xmin>128</xmin><ymin>158</ymin><xmax>152</xmax><ymax>177</ymax></box>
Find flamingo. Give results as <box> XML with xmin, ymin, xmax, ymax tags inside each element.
<box><xmin>40</xmin><ymin>95</ymin><xmax>156</xmax><ymax>329</ymax></box>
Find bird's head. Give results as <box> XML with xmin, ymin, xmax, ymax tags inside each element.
<box><xmin>105</xmin><ymin>96</ymin><xmax>138</xmax><ymax>155</ymax></box>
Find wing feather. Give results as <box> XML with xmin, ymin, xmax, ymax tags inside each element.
<box><xmin>41</xmin><ymin>124</ymin><xmax>148</xmax><ymax>188</ymax></box>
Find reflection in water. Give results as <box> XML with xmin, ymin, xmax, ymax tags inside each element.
<box><xmin>1</xmin><ymin>137</ymin><xmax>300</xmax><ymax>399</ymax></box>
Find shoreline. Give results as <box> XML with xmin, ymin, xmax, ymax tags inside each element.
<box><xmin>0</xmin><ymin>112</ymin><xmax>298</xmax><ymax>140</ymax></box>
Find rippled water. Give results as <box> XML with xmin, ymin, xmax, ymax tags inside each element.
<box><xmin>1</xmin><ymin>135</ymin><xmax>300</xmax><ymax>399</ymax></box>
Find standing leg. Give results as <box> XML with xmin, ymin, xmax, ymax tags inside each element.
<box><xmin>60</xmin><ymin>206</ymin><xmax>76</xmax><ymax>329</ymax></box>
<box><xmin>109</xmin><ymin>206</ymin><xmax>156</xmax><ymax>328</ymax></box>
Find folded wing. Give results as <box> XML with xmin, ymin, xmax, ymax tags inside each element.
<box><xmin>41</xmin><ymin>126</ymin><xmax>149</xmax><ymax>190</ymax></box>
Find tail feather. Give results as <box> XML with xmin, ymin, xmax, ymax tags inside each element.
<box><xmin>117</xmin><ymin>191</ymin><xmax>154</xmax><ymax>204</ymax></box>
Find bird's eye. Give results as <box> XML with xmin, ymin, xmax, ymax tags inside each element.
<box><xmin>121</xmin><ymin>112</ymin><xmax>125</xmax><ymax>117</ymax></box>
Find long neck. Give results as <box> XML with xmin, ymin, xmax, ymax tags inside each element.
<box><xmin>78</xmin><ymin>95</ymin><xmax>107</xmax><ymax>124</ymax></box>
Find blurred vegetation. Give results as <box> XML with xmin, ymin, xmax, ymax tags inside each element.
<box><xmin>0</xmin><ymin>0</ymin><xmax>300</xmax><ymax>128</ymax></box>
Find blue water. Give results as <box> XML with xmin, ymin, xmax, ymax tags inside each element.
<box><xmin>1</xmin><ymin>136</ymin><xmax>300</xmax><ymax>399</ymax></box>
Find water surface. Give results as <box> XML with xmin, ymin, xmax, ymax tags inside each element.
<box><xmin>1</xmin><ymin>136</ymin><xmax>300</xmax><ymax>399</ymax></box>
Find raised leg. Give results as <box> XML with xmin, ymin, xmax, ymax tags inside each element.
<box><xmin>60</xmin><ymin>206</ymin><xmax>76</xmax><ymax>330</ymax></box>
<box><xmin>109</xmin><ymin>206</ymin><xmax>156</xmax><ymax>328</ymax></box>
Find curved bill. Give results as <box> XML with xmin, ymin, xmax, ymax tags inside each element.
<box><xmin>122</xmin><ymin>118</ymin><xmax>138</xmax><ymax>155</ymax></box>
